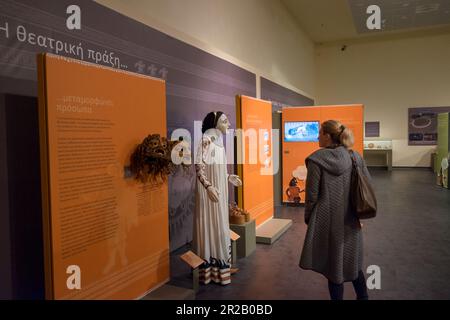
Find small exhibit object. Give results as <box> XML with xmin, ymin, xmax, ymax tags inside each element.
<box><xmin>282</xmin><ymin>105</ymin><xmax>364</xmax><ymax>204</ymax></box>
<box><xmin>129</xmin><ymin>134</ymin><xmax>189</xmax><ymax>183</ymax></box>
<box><xmin>236</xmin><ymin>95</ymin><xmax>274</xmax><ymax>226</ymax></box>
<box><xmin>229</xmin><ymin>202</ymin><xmax>250</xmax><ymax>225</ymax></box>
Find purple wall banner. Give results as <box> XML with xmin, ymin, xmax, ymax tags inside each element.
<box><xmin>260</xmin><ymin>77</ymin><xmax>314</xmax><ymax>111</ymax></box>
<box><xmin>0</xmin><ymin>0</ymin><xmax>256</xmax><ymax>256</ymax></box>
<box><xmin>408</xmin><ymin>107</ymin><xmax>450</xmax><ymax>145</ymax></box>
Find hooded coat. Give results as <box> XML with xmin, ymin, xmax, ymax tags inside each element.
<box><xmin>299</xmin><ymin>146</ymin><xmax>371</xmax><ymax>284</ymax></box>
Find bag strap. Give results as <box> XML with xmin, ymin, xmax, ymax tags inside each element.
<box><xmin>349</xmin><ymin>149</ymin><xmax>358</xmax><ymax>168</ymax></box>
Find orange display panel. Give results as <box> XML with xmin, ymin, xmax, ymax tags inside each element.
<box><xmin>37</xmin><ymin>54</ymin><xmax>169</xmax><ymax>299</ymax></box>
<box><xmin>282</xmin><ymin>105</ymin><xmax>364</xmax><ymax>203</ymax></box>
<box><xmin>236</xmin><ymin>95</ymin><xmax>274</xmax><ymax>226</ymax></box>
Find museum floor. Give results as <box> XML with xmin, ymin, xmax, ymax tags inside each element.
<box><xmin>169</xmin><ymin>168</ymin><xmax>450</xmax><ymax>300</ymax></box>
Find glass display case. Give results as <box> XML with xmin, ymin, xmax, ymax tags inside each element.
<box><xmin>364</xmin><ymin>139</ymin><xmax>392</xmax><ymax>150</ymax></box>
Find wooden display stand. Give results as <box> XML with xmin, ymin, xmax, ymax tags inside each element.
<box><xmin>230</xmin><ymin>230</ymin><xmax>240</xmax><ymax>265</ymax></box>
<box><xmin>230</xmin><ymin>219</ymin><xmax>256</xmax><ymax>258</ymax></box>
<box><xmin>180</xmin><ymin>251</ymin><xmax>204</xmax><ymax>293</ymax></box>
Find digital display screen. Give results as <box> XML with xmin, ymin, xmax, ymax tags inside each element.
<box><xmin>284</xmin><ymin>121</ymin><xmax>320</xmax><ymax>142</ymax></box>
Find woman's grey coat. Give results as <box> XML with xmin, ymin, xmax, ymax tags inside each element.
<box><xmin>299</xmin><ymin>146</ymin><xmax>372</xmax><ymax>284</ymax></box>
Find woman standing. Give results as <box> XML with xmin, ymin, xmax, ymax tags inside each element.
<box><xmin>299</xmin><ymin>120</ymin><xmax>371</xmax><ymax>300</ymax></box>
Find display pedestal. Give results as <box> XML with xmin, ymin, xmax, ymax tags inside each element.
<box><xmin>256</xmin><ymin>218</ymin><xmax>292</xmax><ymax>244</ymax></box>
<box><xmin>363</xmin><ymin>149</ymin><xmax>393</xmax><ymax>171</ymax></box>
<box><xmin>230</xmin><ymin>219</ymin><xmax>256</xmax><ymax>258</ymax></box>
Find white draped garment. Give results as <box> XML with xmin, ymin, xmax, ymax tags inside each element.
<box><xmin>193</xmin><ymin>131</ymin><xmax>231</xmax><ymax>269</ymax></box>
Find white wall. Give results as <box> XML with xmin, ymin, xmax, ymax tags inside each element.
<box><xmin>95</xmin><ymin>0</ymin><xmax>316</xmax><ymax>100</ymax></box>
<box><xmin>94</xmin><ymin>1</ymin><xmax>450</xmax><ymax>167</ymax></box>
<box><xmin>316</xmin><ymin>33</ymin><xmax>450</xmax><ymax>167</ymax></box>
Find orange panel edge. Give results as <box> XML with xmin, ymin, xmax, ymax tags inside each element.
<box><xmin>237</xmin><ymin>95</ymin><xmax>274</xmax><ymax>226</ymax></box>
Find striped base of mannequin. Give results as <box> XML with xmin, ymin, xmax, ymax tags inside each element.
<box><xmin>211</xmin><ymin>267</ymin><xmax>231</xmax><ymax>285</ymax></box>
<box><xmin>199</xmin><ymin>266</ymin><xmax>211</xmax><ymax>285</ymax></box>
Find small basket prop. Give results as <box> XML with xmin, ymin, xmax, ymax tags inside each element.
<box><xmin>229</xmin><ymin>202</ymin><xmax>250</xmax><ymax>225</ymax></box>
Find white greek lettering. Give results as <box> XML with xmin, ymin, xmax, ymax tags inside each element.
<box><xmin>17</xmin><ymin>25</ymin><xmax>26</xmax><ymax>42</ymax></box>
<box><xmin>0</xmin><ymin>22</ymin><xmax>9</xmax><ymax>38</ymax></box>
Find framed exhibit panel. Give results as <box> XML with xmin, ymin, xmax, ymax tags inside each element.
<box><xmin>282</xmin><ymin>105</ymin><xmax>364</xmax><ymax>204</ymax></box>
<box><xmin>236</xmin><ymin>95</ymin><xmax>274</xmax><ymax>226</ymax></box>
<box><xmin>365</xmin><ymin>121</ymin><xmax>380</xmax><ymax>137</ymax></box>
<box><xmin>408</xmin><ymin>107</ymin><xmax>450</xmax><ymax>146</ymax></box>
<box><xmin>37</xmin><ymin>53</ymin><xmax>169</xmax><ymax>299</ymax></box>
<box><xmin>437</xmin><ymin>113</ymin><xmax>449</xmax><ymax>188</ymax></box>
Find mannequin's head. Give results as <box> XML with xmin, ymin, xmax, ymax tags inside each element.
<box><xmin>202</xmin><ymin>111</ymin><xmax>230</xmax><ymax>134</ymax></box>
<box><xmin>216</xmin><ymin>113</ymin><xmax>230</xmax><ymax>134</ymax></box>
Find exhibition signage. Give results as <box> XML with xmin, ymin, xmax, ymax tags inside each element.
<box><xmin>236</xmin><ymin>95</ymin><xmax>274</xmax><ymax>226</ymax></box>
<box><xmin>37</xmin><ymin>53</ymin><xmax>169</xmax><ymax>299</ymax></box>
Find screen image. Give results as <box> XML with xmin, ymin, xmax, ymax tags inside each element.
<box><xmin>284</xmin><ymin>121</ymin><xmax>319</xmax><ymax>142</ymax></box>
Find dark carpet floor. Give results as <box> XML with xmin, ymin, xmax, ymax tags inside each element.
<box><xmin>169</xmin><ymin>168</ymin><xmax>450</xmax><ymax>300</ymax></box>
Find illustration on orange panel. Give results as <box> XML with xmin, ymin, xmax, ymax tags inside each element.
<box><xmin>285</xmin><ymin>165</ymin><xmax>307</xmax><ymax>203</ymax></box>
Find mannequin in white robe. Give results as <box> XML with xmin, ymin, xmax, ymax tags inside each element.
<box><xmin>193</xmin><ymin>112</ymin><xmax>242</xmax><ymax>285</ymax></box>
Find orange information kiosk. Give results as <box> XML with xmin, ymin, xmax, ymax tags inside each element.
<box><xmin>282</xmin><ymin>105</ymin><xmax>364</xmax><ymax>204</ymax></box>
